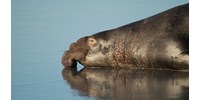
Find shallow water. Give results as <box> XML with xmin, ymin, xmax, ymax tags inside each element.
<box><xmin>63</xmin><ymin>68</ymin><xmax>188</xmax><ymax>100</ymax></box>
<box><xmin>12</xmin><ymin>0</ymin><xmax>189</xmax><ymax>100</ymax></box>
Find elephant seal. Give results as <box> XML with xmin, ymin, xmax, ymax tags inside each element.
<box><xmin>62</xmin><ymin>3</ymin><xmax>189</xmax><ymax>70</ymax></box>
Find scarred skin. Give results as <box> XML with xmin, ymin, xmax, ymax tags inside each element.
<box><xmin>62</xmin><ymin>3</ymin><xmax>189</xmax><ymax>70</ymax></box>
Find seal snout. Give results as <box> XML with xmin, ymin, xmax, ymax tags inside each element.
<box><xmin>62</xmin><ymin>36</ymin><xmax>90</xmax><ymax>68</ymax></box>
<box><xmin>61</xmin><ymin>50</ymin><xmax>77</xmax><ymax>68</ymax></box>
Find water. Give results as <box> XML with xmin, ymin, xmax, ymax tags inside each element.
<box><xmin>62</xmin><ymin>68</ymin><xmax>188</xmax><ymax>100</ymax></box>
<box><xmin>12</xmin><ymin>0</ymin><xmax>189</xmax><ymax>100</ymax></box>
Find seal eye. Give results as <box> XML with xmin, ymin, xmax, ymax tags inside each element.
<box><xmin>89</xmin><ymin>39</ymin><xmax>95</xmax><ymax>43</ymax></box>
<box><xmin>88</xmin><ymin>38</ymin><xmax>97</xmax><ymax>47</ymax></box>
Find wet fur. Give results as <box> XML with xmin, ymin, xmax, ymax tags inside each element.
<box><xmin>62</xmin><ymin>3</ymin><xmax>189</xmax><ymax>70</ymax></box>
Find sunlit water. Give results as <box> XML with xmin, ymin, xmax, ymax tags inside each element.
<box><xmin>12</xmin><ymin>0</ymin><xmax>189</xmax><ymax>100</ymax></box>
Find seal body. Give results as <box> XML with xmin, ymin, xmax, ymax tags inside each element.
<box><xmin>62</xmin><ymin>3</ymin><xmax>189</xmax><ymax>70</ymax></box>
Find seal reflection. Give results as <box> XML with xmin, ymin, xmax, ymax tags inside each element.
<box><xmin>62</xmin><ymin>67</ymin><xmax>188</xmax><ymax>100</ymax></box>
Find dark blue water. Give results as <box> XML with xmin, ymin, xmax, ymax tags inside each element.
<box><xmin>12</xmin><ymin>0</ymin><xmax>189</xmax><ymax>100</ymax></box>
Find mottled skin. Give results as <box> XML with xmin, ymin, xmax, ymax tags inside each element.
<box><xmin>62</xmin><ymin>3</ymin><xmax>189</xmax><ymax>70</ymax></box>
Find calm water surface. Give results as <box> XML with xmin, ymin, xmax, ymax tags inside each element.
<box><xmin>63</xmin><ymin>67</ymin><xmax>188</xmax><ymax>100</ymax></box>
<box><xmin>12</xmin><ymin>0</ymin><xmax>189</xmax><ymax>100</ymax></box>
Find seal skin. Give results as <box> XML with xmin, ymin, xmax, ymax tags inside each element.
<box><xmin>62</xmin><ymin>3</ymin><xmax>189</xmax><ymax>70</ymax></box>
